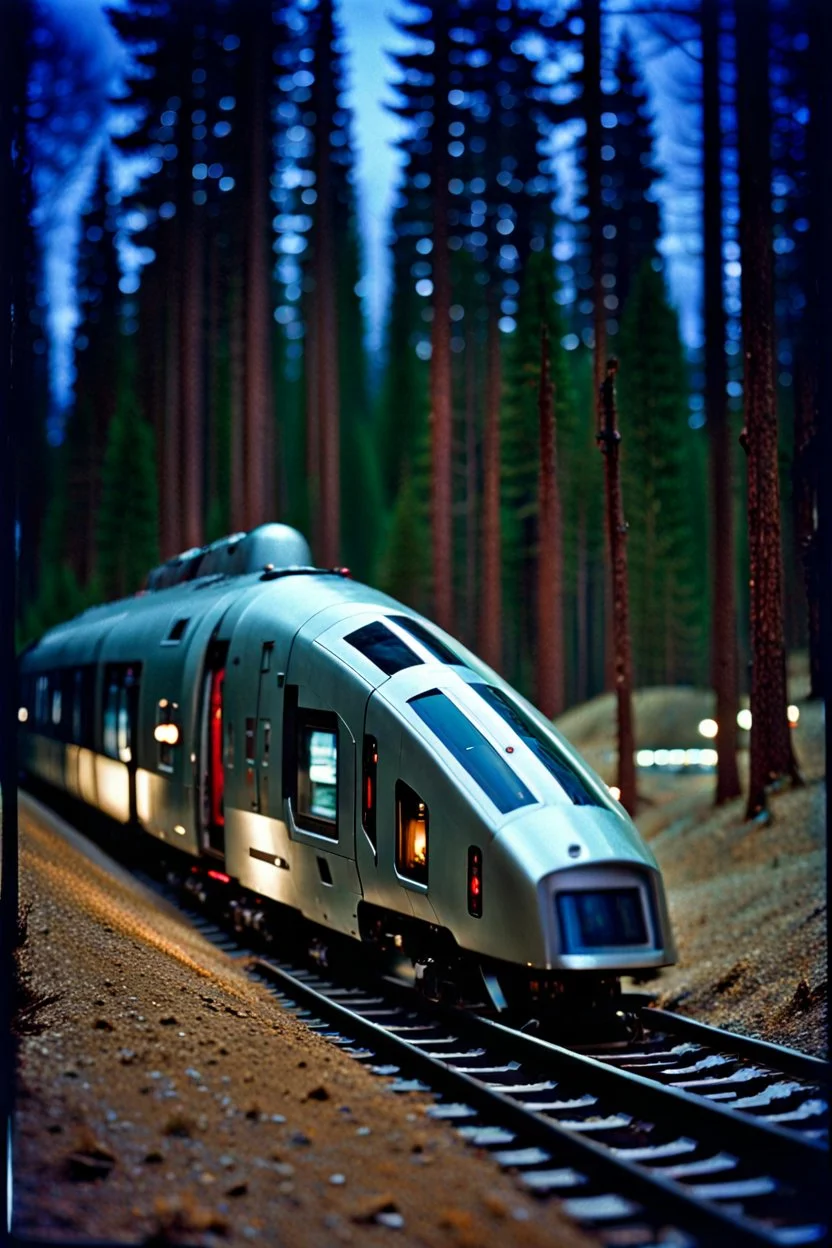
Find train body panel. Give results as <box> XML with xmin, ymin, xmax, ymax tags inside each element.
<box><xmin>18</xmin><ymin>524</ymin><xmax>677</xmax><ymax>998</ymax></box>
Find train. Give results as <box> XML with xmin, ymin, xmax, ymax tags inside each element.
<box><xmin>18</xmin><ymin>522</ymin><xmax>676</xmax><ymax>1018</ymax></box>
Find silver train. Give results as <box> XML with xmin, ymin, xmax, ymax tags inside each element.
<box><xmin>19</xmin><ymin>523</ymin><xmax>675</xmax><ymax>1013</ymax></box>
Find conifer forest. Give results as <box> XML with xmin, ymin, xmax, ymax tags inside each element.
<box><xmin>2</xmin><ymin>0</ymin><xmax>830</xmax><ymax>825</ymax></box>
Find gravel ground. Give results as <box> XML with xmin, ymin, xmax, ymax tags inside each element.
<box><xmin>13</xmin><ymin>796</ymin><xmax>597</xmax><ymax>1248</ymax></box>
<box><xmin>557</xmin><ymin>677</ymin><xmax>827</xmax><ymax>1059</ymax></box>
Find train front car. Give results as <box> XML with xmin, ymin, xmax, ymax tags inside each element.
<box><xmin>354</xmin><ymin>619</ymin><xmax>676</xmax><ymax>1023</ymax></box>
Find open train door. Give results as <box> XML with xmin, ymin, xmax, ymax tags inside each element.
<box><xmin>198</xmin><ymin>639</ymin><xmax>229</xmax><ymax>860</ymax></box>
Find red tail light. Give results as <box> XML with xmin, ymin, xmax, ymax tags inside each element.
<box><xmin>207</xmin><ymin>869</ymin><xmax>231</xmax><ymax>884</ymax></box>
<box><xmin>467</xmin><ymin>846</ymin><xmax>483</xmax><ymax>918</ymax></box>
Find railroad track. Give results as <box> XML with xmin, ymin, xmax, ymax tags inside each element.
<box><xmin>175</xmin><ymin>876</ymin><xmax>828</xmax><ymax>1248</ymax></box>
<box><xmin>23</xmin><ymin>793</ymin><xmax>830</xmax><ymax>1248</ymax></box>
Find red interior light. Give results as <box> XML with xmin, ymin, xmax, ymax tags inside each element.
<box><xmin>467</xmin><ymin>846</ymin><xmax>483</xmax><ymax>918</ymax></box>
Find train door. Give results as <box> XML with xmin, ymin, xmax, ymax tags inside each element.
<box><xmin>281</xmin><ymin>634</ymin><xmax>368</xmax><ymax>934</ymax></box>
<box><xmin>198</xmin><ymin>641</ymin><xmax>228</xmax><ymax>859</ymax></box>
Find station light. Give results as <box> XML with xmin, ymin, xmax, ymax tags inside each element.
<box><xmin>698</xmin><ymin>718</ymin><xmax>718</xmax><ymax>739</ymax></box>
<box><xmin>636</xmin><ymin>749</ymin><xmax>654</xmax><ymax>767</ymax></box>
<box><xmin>787</xmin><ymin>705</ymin><xmax>800</xmax><ymax>726</ymax></box>
<box><xmin>737</xmin><ymin>709</ymin><xmax>752</xmax><ymax>731</ymax></box>
<box><xmin>18</xmin><ymin>707</ymin><xmax>28</xmax><ymax>723</ymax></box>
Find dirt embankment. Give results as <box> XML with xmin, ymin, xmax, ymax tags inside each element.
<box><xmin>13</xmin><ymin>797</ymin><xmax>596</xmax><ymax>1248</ymax></box>
<box><xmin>558</xmin><ymin>679</ymin><xmax>827</xmax><ymax>1058</ymax></box>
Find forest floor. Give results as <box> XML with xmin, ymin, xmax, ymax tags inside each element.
<box><xmin>557</xmin><ymin>659</ymin><xmax>827</xmax><ymax>1058</ymax></box>
<box><xmin>12</xmin><ymin>795</ymin><xmax>597</xmax><ymax>1248</ymax></box>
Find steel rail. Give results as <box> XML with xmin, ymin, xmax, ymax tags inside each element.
<box><xmin>249</xmin><ymin>955</ymin><xmax>819</xmax><ymax>1248</ymax></box>
<box><xmin>639</xmin><ymin>1006</ymin><xmax>830</xmax><ymax>1085</ymax></box>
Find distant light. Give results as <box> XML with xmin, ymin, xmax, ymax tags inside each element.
<box><xmin>787</xmin><ymin>705</ymin><xmax>800</xmax><ymax>726</ymax></box>
<box><xmin>498</xmin><ymin>316</ymin><xmax>517</xmax><ymax>333</ymax></box>
<box><xmin>698</xmin><ymin>718</ymin><xmax>718</xmax><ymax>739</ymax></box>
<box><xmin>700</xmin><ymin>748</ymin><xmax>718</xmax><ymax>767</ymax></box>
<box><xmin>223</xmin><ymin>34</ymin><xmax>240</xmax><ymax>51</ymax></box>
<box><xmin>608</xmin><ymin>785</ymin><xmax>621</xmax><ymax>801</ymax></box>
<box><xmin>636</xmin><ymin>749</ymin><xmax>654</xmax><ymax>767</ymax></box>
<box><xmin>219</xmin><ymin>96</ymin><xmax>236</xmax><ymax>111</ymax></box>
<box><xmin>737</xmin><ymin>709</ymin><xmax>752</xmax><ymax>731</ymax></box>
<box><xmin>219</xmin><ymin>176</ymin><xmax>235</xmax><ymax>193</ymax></box>
<box><xmin>193</xmin><ymin>163</ymin><xmax>208</xmax><ymax>181</ymax></box>
<box><xmin>561</xmin><ymin>333</ymin><xmax>579</xmax><ymax>351</ymax></box>
<box><xmin>669</xmin><ymin>748</ymin><xmax>686</xmax><ymax>767</ymax></box>
<box><xmin>18</xmin><ymin>707</ymin><xmax>28</xmax><ymax>723</ymax></box>
<box><xmin>654</xmin><ymin>749</ymin><xmax>670</xmax><ymax>766</ymax></box>
<box><xmin>159</xmin><ymin>202</ymin><xmax>176</xmax><ymax>220</ymax></box>
<box><xmin>415</xmin><ymin>279</ymin><xmax>433</xmax><ymax>297</ymax></box>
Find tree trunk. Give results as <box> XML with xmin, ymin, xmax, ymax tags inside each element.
<box><xmin>314</xmin><ymin>0</ymin><xmax>340</xmax><ymax>567</ymax></box>
<box><xmin>576</xmin><ymin>498</ymin><xmax>588</xmax><ymax>703</ymax></box>
<box><xmin>464</xmin><ymin>326</ymin><xmax>477</xmax><ymax>650</ymax></box>
<box><xmin>536</xmin><ymin>324</ymin><xmax>565</xmax><ymax>719</ymax></box>
<box><xmin>598</xmin><ymin>360</ymin><xmax>637</xmax><ymax>815</ymax></box>
<box><xmin>243</xmin><ymin>0</ymin><xmax>274</xmax><ymax>530</ymax></box>
<box><xmin>583</xmin><ymin>0</ymin><xmax>613</xmax><ymax>693</ymax></box>
<box><xmin>162</xmin><ymin>256</ymin><xmax>181</xmax><ymax>557</ymax></box>
<box><xmin>479</xmin><ymin>307</ymin><xmax>502</xmax><ymax>670</ymax></box>
<box><xmin>180</xmin><ymin>208</ymin><xmax>204</xmax><ymax>550</ymax></box>
<box><xmin>703</xmin><ymin>0</ymin><xmax>742</xmax><ymax>802</ymax></box>
<box><xmin>804</xmin><ymin>0</ymin><xmax>830</xmax><ymax>712</ymax></box>
<box><xmin>736</xmin><ymin>0</ymin><xmax>800</xmax><ymax>819</ymax></box>
<box><xmin>792</xmin><ymin>354</ymin><xmax>822</xmax><ymax>698</ymax></box>
<box><xmin>430</xmin><ymin>7</ymin><xmax>454</xmax><ymax>631</ymax></box>
<box><xmin>229</xmin><ymin>253</ymin><xmax>245</xmax><ymax>533</ymax></box>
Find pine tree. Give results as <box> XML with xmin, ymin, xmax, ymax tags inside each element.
<box><xmin>67</xmin><ymin>155</ymin><xmax>121</xmax><ymax>586</ymax></box>
<box><xmin>97</xmin><ymin>353</ymin><xmax>160</xmax><ymax>600</ymax></box>
<box><xmin>736</xmin><ymin>0</ymin><xmax>801</xmax><ymax>818</ymax></box>
<box><xmin>618</xmin><ymin>263</ymin><xmax>703</xmax><ymax>687</ymax></box>
<box><xmin>603</xmin><ymin>32</ymin><xmax>661</xmax><ymax>317</ymax></box>
<box><xmin>702</xmin><ymin>0</ymin><xmax>741</xmax><ymax>802</ymax></box>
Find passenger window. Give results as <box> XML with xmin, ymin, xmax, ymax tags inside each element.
<box><xmin>296</xmin><ymin>710</ymin><xmax>338</xmax><ymax>839</ymax></box>
<box><xmin>103</xmin><ymin>682</ymin><xmax>119</xmax><ymax>758</ymax></box>
<box><xmin>396</xmin><ymin>781</ymin><xmax>428</xmax><ymax>885</ymax></box>
<box><xmin>362</xmin><ymin>735</ymin><xmax>378</xmax><ymax>850</ymax></box>
<box><xmin>408</xmin><ymin>689</ymin><xmax>535</xmax><ymax>814</ymax></box>
<box><xmin>344</xmin><ymin>621</ymin><xmax>422</xmax><ymax>676</ymax></box>
<box><xmin>245</xmin><ymin>717</ymin><xmax>256</xmax><ymax>766</ymax></box>
<box><xmin>164</xmin><ymin>617</ymin><xmax>189</xmax><ymax>644</ymax></box>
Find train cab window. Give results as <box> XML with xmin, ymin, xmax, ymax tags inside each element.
<box><xmin>362</xmin><ymin>735</ymin><xmax>378</xmax><ymax>851</ymax></box>
<box><xmin>344</xmin><ymin>621</ymin><xmax>422</xmax><ymax>677</ymax></box>
<box><xmin>296</xmin><ymin>710</ymin><xmax>338</xmax><ymax>839</ymax></box>
<box><xmin>396</xmin><ymin>781</ymin><xmax>428</xmax><ymax>886</ymax></box>
<box><xmin>408</xmin><ymin>690</ymin><xmax>535</xmax><ymax>815</ymax></box>
<box><xmin>388</xmin><ymin>616</ymin><xmax>461</xmax><ymax>665</ymax></box>
<box><xmin>470</xmin><ymin>684</ymin><xmax>603</xmax><ymax>808</ymax></box>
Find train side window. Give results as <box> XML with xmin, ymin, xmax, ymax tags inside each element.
<box><xmin>72</xmin><ymin>670</ymin><xmax>83</xmax><ymax>743</ymax></box>
<box><xmin>362</xmin><ymin>735</ymin><xmax>378</xmax><ymax>851</ymax></box>
<box><xmin>103</xmin><ymin>681</ymin><xmax>120</xmax><ymax>758</ymax></box>
<box><xmin>245</xmin><ymin>718</ymin><xmax>256</xmax><ymax>766</ymax></box>
<box><xmin>396</xmin><ymin>781</ymin><xmax>428</xmax><ymax>886</ymax></box>
<box><xmin>155</xmin><ymin>700</ymin><xmax>179</xmax><ymax>770</ymax></box>
<box><xmin>295</xmin><ymin>710</ymin><xmax>338</xmax><ymax>839</ymax></box>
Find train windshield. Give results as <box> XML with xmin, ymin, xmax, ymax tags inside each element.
<box><xmin>388</xmin><ymin>616</ymin><xmax>462</xmax><ymax>665</ymax></box>
<box><xmin>470</xmin><ymin>684</ymin><xmax>603</xmax><ymax>808</ymax></box>
<box><xmin>408</xmin><ymin>689</ymin><xmax>535</xmax><ymax>814</ymax></box>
